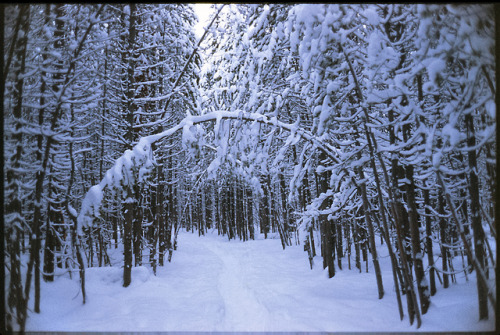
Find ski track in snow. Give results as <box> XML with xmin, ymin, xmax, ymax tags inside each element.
<box><xmin>204</xmin><ymin>239</ymin><xmax>273</xmax><ymax>331</ymax></box>
<box><xmin>26</xmin><ymin>230</ymin><xmax>496</xmax><ymax>332</ymax></box>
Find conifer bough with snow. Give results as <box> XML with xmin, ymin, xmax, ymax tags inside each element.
<box><xmin>2</xmin><ymin>3</ymin><xmax>496</xmax><ymax>332</ymax></box>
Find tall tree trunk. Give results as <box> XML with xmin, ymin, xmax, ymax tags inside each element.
<box><xmin>0</xmin><ymin>5</ymin><xmax>6</xmax><ymax>331</ymax></box>
<box><xmin>405</xmin><ymin>164</ymin><xmax>430</xmax><ymax>314</ymax></box>
<box><xmin>247</xmin><ymin>188</ymin><xmax>255</xmax><ymax>240</ymax></box>
<box><xmin>43</xmin><ymin>3</ymin><xmax>65</xmax><ymax>282</ymax></box>
<box><xmin>336</xmin><ymin>221</ymin><xmax>343</xmax><ymax>270</ymax></box>
<box><xmin>318</xmin><ymin>152</ymin><xmax>335</xmax><ymax>278</ymax></box>
<box><xmin>279</xmin><ymin>171</ymin><xmax>291</xmax><ymax>246</ymax></box>
<box><xmin>359</xmin><ymin>120</ymin><xmax>405</xmax><ymax>318</ymax></box>
<box><xmin>438</xmin><ymin>190</ymin><xmax>449</xmax><ymax>289</ymax></box>
<box><xmin>309</xmin><ymin>223</ymin><xmax>316</xmax><ymax>257</ymax></box>
<box><xmin>33</xmin><ymin>4</ymin><xmax>51</xmax><ymax>312</ymax></box>
<box><xmin>167</xmin><ymin>153</ymin><xmax>176</xmax><ymax>261</ymax></box>
<box><xmin>123</xmin><ymin>186</ymin><xmax>134</xmax><ymax>287</ymax></box>
<box><xmin>5</xmin><ymin>5</ymin><xmax>30</xmax><ymax>330</ymax></box>
<box><xmin>65</xmin><ymin>94</ymin><xmax>86</xmax><ymax>304</ymax></box>
<box><xmin>465</xmin><ymin>113</ymin><xmax>488</xmax><ymax>320</ymax></box>
<box><xmin>133</xmin><ymin>184</ymin><xmax>143</xmax><ymax>267</ymax></box>
<box><xmin>260</xmin><ymin>174</ymin><xmax>270</xmax><ymax>239</ymax></box>
<box><xmin>424</xmin><ymin>188</ymin><xmax>437</xmax><ymax>296</ymax></box>
<box><xmin>201</xmin><ymin>186</ymin><xmax>207</xmax><ymax>236</ymax></box>
<box><xmin>158</xmin><ymin>163</ymin><xmax>166</xmax><ymax>266</ymax></box>
<box><xmin>149</xmin><ymin>168</ymin><xmax>158</xmax><ymax>274</ymax></box>
<box><xmin>356</xmin><ymin>175</ymin><xmax>383</xmax><ymax>298</ymax></box>
<box><xmin>353</xmin><ymin>217</ymin><xmax>361</xmax><ymax>273</ymax></box>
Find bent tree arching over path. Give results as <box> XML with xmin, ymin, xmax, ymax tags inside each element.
<box><xmin>3</xmin><ymin>3</ymin><xmax>496</xmax><ymax>332</ymax></box>
<box><xmin>77</xmin><ymin>108</ymin><xmax>496</xmax><ymax>329</ymax></box>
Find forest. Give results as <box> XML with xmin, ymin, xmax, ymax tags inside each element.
<box><xmin>2</xmin><ymin>3</ymin><xmax>497</xmax><ymax>332</ymax></box>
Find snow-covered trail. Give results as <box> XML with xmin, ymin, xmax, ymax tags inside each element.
<box><xmin>204</xmin><ymin>239</ymin><xmax>273</xmax><ymax>331</ymax></box>
<box><xmin>26</xmin><ymin>230</ymin><xmax>495</xmax><ymax>332</ymax></box>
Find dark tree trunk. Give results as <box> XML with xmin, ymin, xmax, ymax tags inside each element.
<box><xmin>123</xmin><ymin>187</ymin><xmax>134</xmax><ymax>287</ymax></box>
<box><xmin>133</xmin><ymin>185</ymin><xmax>143</xmax><ymax>267</ymax></box>
<box><xmin>5</xmin><ymin>5</ymin><xmax>30</xmax><ymax>330</ymax></box>
<box><xmin>260</xmin><ymin>174</ymin><xmax>270</xmax><ymax>239</ymax></box>
<box><xmin>351</xmin><ymin>129</ymin><xmax>384</xmax><ymax>298</ymax></box>
<box><xmin>336</xmin><ymin>220</ymin><xmax>343</xmax><ymax>270</ymax></box>
<box><xmin>158</xmin><ymin>164</ymin><xmax>166</xmax><ymax>266</ymax></box>
<box><xmin>279</xmin><ymin>171</ymin><xmax>291</xmax><ymax>246</ymax></box>
<box><xmin>465</xmin><ymin>113</ymin><xmax>488</xmax><ymax>320</ymax></box>
<box><xmin>405</xmin><ymin>164</ymin><xmax>430</xmax><ymax>314</ymax></box>
<box><xmin>44</xmin><ymin>3</ymin><xmax>66</xmax><ymax>278</ymax></box>
<box><xmin>309</xmin><ymin>224</ymin><xmax>316</xmax><ymax>257</ymax></box>
<box><xmin>317</xmin><ymin>152</ymin><xmax>335</xmax><ymax>278</ymax></box>
<box><xmin>32</xmin><ymin>4</ymin><xmax>51</xmax><ymax>313</ymax></box>
<box><xmin>42</xmin><ymin>2</ymin><xmax>66</xmax><ymax>282</ymax></box>
<box><xmin>386</xmin><ymin>109</ymin><xmax>421</xmax><ymax>324</ymax></box>
<box><xmin>247</xmin><ymin>189</ymin><xmax>255</xmax><ymax>240</ymax></box>
<box><xmin>150</xmin><ymin>175</ymin><xmax>158</xmax><ymax>275</ymax></box>
<box><xmin>166</xmin><ymin>154</ymin><xmax>176</xmax><ymax>261</ymax></box>
<box><xmin>438</xmin><ymin>189</ymin><xmax>449</xmax><ymax>289</ymax></box>
<box><xmin>43</xmin><ymin>215</ymin><xmax>55</xmax><ymax>282</ymax></box>
<box><xmin>424</xmin><ymin>188</ymin><xmax>436</xmax><ymax>296</ymax></box>
<box><xmin>353</xmin><ymin>217</ymin><xmax>361</xmax><ymax>272</ymax></box>
<box><xmin>357</xmin><ymin>179</ymin><xmax>383</xmax><ymax>297</ymax></box>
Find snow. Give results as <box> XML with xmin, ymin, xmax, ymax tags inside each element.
<box><xmin>442</xmin><ymin>122</ymin><xmax>462</xmax><ymax>148</ymax></box>
<box><xmin>26</xmin><ymin>230</ymin><xmax>495</xmax><ymax>332</ymax></box>
<box><xmin>427</xmin><ymin>58</ymin><xmax>446</xmax><ymax>85</ymax></box>
<box><xmin>364</xmin><ymin>6</ymin><xmax>380</xmax><ymax>26</ymax></box>
<box><xmin>485</xmin><ymin>99</ymin><xmax>496</xmax><ymax>119</ymax></box>
<box><xmin>76</xmin><ymin>185</ymin><xmax>103</xmax><ymax>235</ymax></box>
<box><xmin>193</xmin><ymin>4</ymin><xmax>213</xmax><ymax>38</ymax></box>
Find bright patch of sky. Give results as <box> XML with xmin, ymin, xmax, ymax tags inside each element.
<box><xmin>193</xmin><ymin>3</ymin><xmax>214</xmax><ymax>38</ymax></box>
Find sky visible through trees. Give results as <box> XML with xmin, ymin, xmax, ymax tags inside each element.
<box><xmin>2</xmin><ymin>3</ymin><xmax>497</xmax><ymax>332</ymax></box>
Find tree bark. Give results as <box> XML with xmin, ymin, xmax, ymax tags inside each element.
<box><xmin>123</xmin><ymin>187</ymin><xmax>134</xmax><ymax>287</ymax></box>
<box><xmin>465</xmin><ymin>113</ymin><xmax>488</xmax><ymax>320</ymax></box>
<box><xmin>405</xmin><ymin>164</ymin><xmax>430</xmax><ymax>314</ymax></box>
<box><xmin>438</xmin><ymin>190</ymin><xmax>449</xmax><ymax>289</ymax></box>
<box><xmin>158</xmin><ymin>164</ymin><xmax>166</xmax><ymax>266</ymax></box>
<box><xmin>0</xmin><ymin>5</ymin><xmax>6</xmax><ymax>331</ymax></box>
<box><xmin>5</xmin><ymin>5</ymin><xmax>30</xmax><ymax>330</ymax></box>
<box><xmin>424</xmin><ymin>188</ymin><xmax>437</xmax><ymax>296</ymax></box>
<box><xmin>318</xmin><ymin>152</ymin><xmax>335</xmax><ymax>278</ymax></box>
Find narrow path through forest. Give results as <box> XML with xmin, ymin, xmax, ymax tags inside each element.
<box><xmin>204</xmin><ymin>239</ymin><xmax>273</xmax><ymax>331</ymax></box>
<box><xmin>26</xmin><ymin>230</ymin><xmax>495</xmax><ymax>332</ymax></box>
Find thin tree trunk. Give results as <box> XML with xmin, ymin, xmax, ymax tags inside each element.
<box><xmin>158</xmin><ymin>164</ymin><xmax>166</xmax><ymax>266</ymax></box>
<box><xmin>261</xmin><ymin>174</ymin><xmax>270</xmax><ymax>239</ymax></box>
<box><xmin>33</xmin><ymin>4</ymin><xmax>51</xmax><ymax>313</ymax></box>
<box><xmin>424</xmin><ymin>188</ymin><xmax>437</xmax><ymax>296</ymax></box>
<box><xmin>123</xmin><ymin>187</ymin><xmax>134</xmax><ymax>287</ymax></box>
<box><xmin>133</xmin><ymin>184</ymin><xmax>143</xmax><ymax>267</ymax></box>
<box><xmin>65</xmin><ymin>97</ymin><xmax>86</xmax><ymax>305</ymax></box>
<box><xmin>356</xmin><ymin>175</ymin><xmax>383</xmax><ymax>298</ymax></box>
<box><xmin>436</xmin><ymin>172</ymin><xmax>495</xmax><ymax>316</ymax></box>
<box><xmin>150</xmin><ymin>169</ymin><xmax>158</xmax><ymax>275</ymax></box>
<box><xmin>438</xmin><ymin>190</ymin><xmax>449</xmax><ymax>288</ymax></box>
<box><xmin>247</xmin><ymin>188</ymin><xmax>255</xmax><ymax>240</ymax></box>
<box><xmin>318</xmin><ymin>152</ymin><xmax>335</xmax><ymax>278</ymax></box>
<box><xmin>353</xmin><ymin>217</ymin><xmax>361</xmax><ymax>273</ymax></box>
<box><xmin>279</xmin><ymin>171</ymin><xmax>291</xmax><ymax>246</ymax></box>
<box><xmin>405</xmin><ymin>165</ymin><xmax>430</xmax><ymax>314</ymax></box>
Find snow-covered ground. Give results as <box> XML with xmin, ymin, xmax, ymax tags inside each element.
<box><xmin>26</xmin><ymin>229</ymin><xmax>495</xmax><ymax>332</ymax></box>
